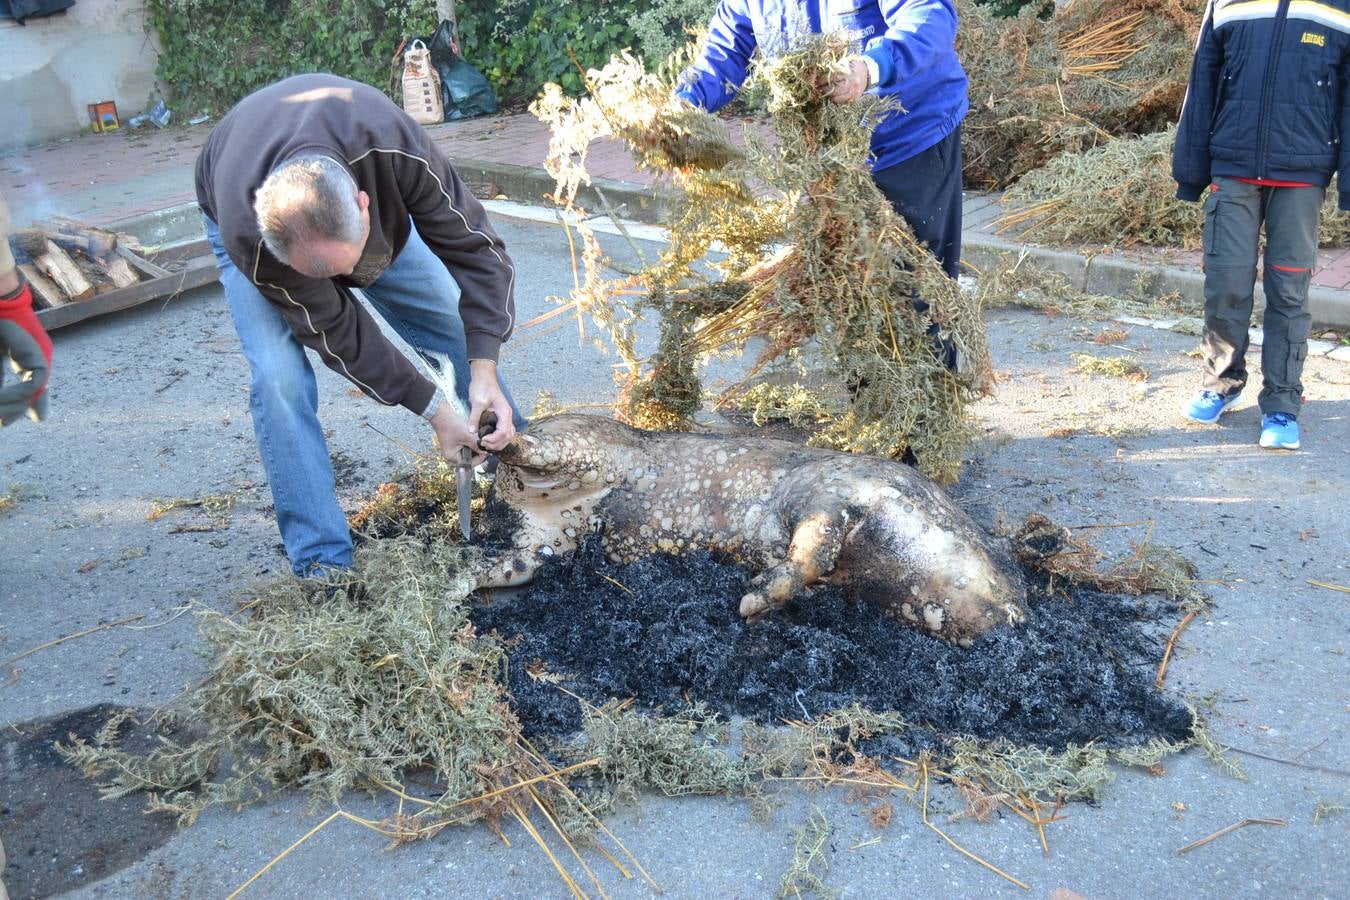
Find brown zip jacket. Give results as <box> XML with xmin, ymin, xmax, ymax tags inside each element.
<box><xmin>195</xmin><ymin>74</ymin><xmax>515</xmax><ymax>416</ymax></box>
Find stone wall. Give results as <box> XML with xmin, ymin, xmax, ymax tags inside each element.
<box><xmin>0</xmin><ymin>0</ymin><xmax>161</xmax><ymax>150</ymax></box>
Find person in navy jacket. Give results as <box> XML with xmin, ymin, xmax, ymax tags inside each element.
<box><xmin>675</xmin><ymin>1</ymin><xmax>969</xmax><ymax>286</ymax></box>
<box><xmin>1173</xmin><ymin>0</ymin><xmax>1349</xmax><ymax>450</ymax></box>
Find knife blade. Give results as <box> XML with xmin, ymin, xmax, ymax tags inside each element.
<box><xmin>456</xmin><ymin>446</ymin><xmax>474</xmax><ymax>540</ymax></box>
<box><xmin>455</xmin><ymin>410</ymin><xmax>499</xmax><ymax>541</ymax></box>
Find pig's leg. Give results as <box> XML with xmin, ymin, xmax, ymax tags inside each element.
<box><xmin>470</xmin><ymin>518</ymin><xmax>571</xmax><ymax>589</ymax></box>
<box><xmin>739</xmin><ymin>507</ymin><xmax>847</xmax><ymax>621</ymax></box>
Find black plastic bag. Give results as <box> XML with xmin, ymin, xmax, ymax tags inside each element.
<box><xmin>427</xmin><ymin>19</ymin><xmax>499</xmax><ymax>121</ymax></box>
<box><xmin>0</xmin><ymin>0</ymin><xmax>76</xmax><ymax>24</ymax></box>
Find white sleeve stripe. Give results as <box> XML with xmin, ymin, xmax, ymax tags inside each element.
<box><xmin>250</xmin><ymin>242</ymin><xmax>395</xmax><ymax>405</ymax></box>
<box><xmin>346</xmin><ymin>147</ymin><xmax>517</xmax><ymax>340</ymax></box>
<box><xmin>1288</xmin><ymin>1</ymin><xmax>1350</xmax><ymax>32</ymax></box>
<box><xmin>1215</xmin><ymin>0</ymin><xmax>1350</xmax><ymax>32</ymax></box>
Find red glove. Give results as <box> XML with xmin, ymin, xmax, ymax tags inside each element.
<box><xmin>0</xmin><ymin>279</ymin><xmax>53</xmax><ymax>425</ymax></box>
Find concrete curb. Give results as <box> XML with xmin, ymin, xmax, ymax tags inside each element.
<box><xmin>962</xmin><ymin>231</ymin><xmax>1350</xmax><ymax>331</ymax></box>
<box><xmin>451</xmin><ymin>160</ymin><xmax>680</xmax><ymax>225</ymax></box>
<box><xmin>104</xmin><ymin>158</ymin><xmax>1350</xmax><ymax>332</ymax></box>
<box><xmin>108</xmin><ymin>202</ymin><xmax>208</xmax><ymax>248</ymax></box>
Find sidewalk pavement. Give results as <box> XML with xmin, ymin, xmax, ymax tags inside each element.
<box><xmin>3</xmin><ymin>110</ymin><xmax>1349</xmax><ymax>333</ymax></box>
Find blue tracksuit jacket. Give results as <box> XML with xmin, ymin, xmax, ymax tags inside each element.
<box><xmin>1173</xmin><ymin>0</ymin><xmax>1350</xmax><ymax>209</ymax></box>
<box><xmin>674</xmin><ymin>1</ymin><xmax>969</xmax><ymax>171</ymax></box>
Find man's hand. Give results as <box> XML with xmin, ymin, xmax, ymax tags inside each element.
<box><xmin>426</xmin><ymin>359</ymin><xmax>516</xmax><ymax>463</ymax></box>
<box><xmin>823</xmin><ymin>57</ymin><xmax>871</xmax><ymax>105</ymax></box>
<box><xmin>428</xmin><ymin>401</ymin><xmax>485</xmax><ymax>464</ymax></box>
<box><xmin>0</xmin><ymin>280</ymin><xmax>53</xmax><ymax>426</ymax></box>
<box><xmin>466</xmin><ymin>359</ymin><xmax>515</xmax><ymax>453</ymax></box>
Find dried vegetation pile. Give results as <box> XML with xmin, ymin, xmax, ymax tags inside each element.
<box><xmin>1001</xmin><ymin>126</ymin><xmax>1350</xmax><ymax>248</ymax></box>
<box><xmin>57</xmin><ymin>485</ymin><xmax>1236</xmax><ymax>893</ymax></box>
<box><xmin>62</xmin><ymin>542</ymin><xmax>531</xmax><ymax>827</ymax></box>
<box><xmin>958</xmin><ymin>0</ymin><xmax>1203</xmax><ymax>190</ymax></box>
<box><xmin>981</xmin><ymin>1</ymin><xmax>1350</xmax><ymax>249</ymax></box>
<box><xmin>533</xmin><ymin>39</ymin><xmax>990</xmax><ymax>481</ymax></box>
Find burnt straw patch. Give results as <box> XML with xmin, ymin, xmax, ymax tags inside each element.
<box><xmin>471</xmin><ymin>537</ymin><xmax>1193</xmax><ymax>752</ymax></box>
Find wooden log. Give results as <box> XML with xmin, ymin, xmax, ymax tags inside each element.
<box><xmin>48</xmin><ymin>230</ymin><xmax>116</xmax><ymax>257</ymax></box>
<box><xmin>100</xmin><ymin>254</ymin><xmax>140</xmax><ymax>288</ymax></box>
<box><xmin>72</xmin><ymin>253</ymin><xmax>117</xmax><ymax>294</ymax></box>
<box><xmin>116</xmin><ymin>244</ymin><xmax>171</xmax><ymax>280</ymax></box>
<box><xmin>36</xmin><ymin>251</ymin><xmax>219</xmax><ymax>330</ymax></box>
<box><xmin>113</xmin><ymin>232</ymin><xmax>144</xmax><ymax>253</ymax></box>
<box><xmin>17</xmin><ymin>263</ymin><xmax>67</xmax><ymax>308</ymax></box>
<box><xmin>33</xmin><ymin>239</ymin><xmax>95</xmax><ymax>301</ymax></box>
<box><xmin>43</xmin><ymin>216</ymin><xmax>118</xmax><ymax>256</ymax></box>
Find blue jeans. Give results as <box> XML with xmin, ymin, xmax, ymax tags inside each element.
<box><xmin>205</xmin><ymin>216</ymin><xmax>524</xmax><ymax>576</ymax></box>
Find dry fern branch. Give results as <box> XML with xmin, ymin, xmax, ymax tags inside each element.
<box><xmin>957</xmin><ymin>0</ymin><xmax>1204</xmax><ymax>189</ymax></box>
<box><xmin>1001</xmin><ymin>125</ymin><xmax>1350</xmax><ymax>248</ymax></box>
<box><xmin>534</xmin><ymin>36</ymin><xmax>992</xmax><ymax>480</ymax></box>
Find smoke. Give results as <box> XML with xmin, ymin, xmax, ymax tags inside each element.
<box><xmin>1</xmin><ymin>103</ymin><xmax>61</xmax><ymax>227</ymax></box>
<box><xmin>0</xmin><ymin>171</ymin><xmax>59</xmax><ymax>228</ymax></box>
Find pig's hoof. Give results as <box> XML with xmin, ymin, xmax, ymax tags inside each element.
<box><xmin>739</xmin><ymin>591</ymin><xmax>771</xmax><ymax>621</ymax></box>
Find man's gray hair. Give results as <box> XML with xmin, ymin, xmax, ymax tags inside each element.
<box><xmin>254</xmin><ymin>155</ymin><xmax>362</xmax><ymax>264</ymax></box>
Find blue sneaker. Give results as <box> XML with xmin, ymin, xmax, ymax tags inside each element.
<box><xmin>1259</xmin><ymin>413</ymin><xmax>1300</xmax><ymax>450</ymax></box>
<box><xmin>1183</xmin><ymin>389</ymin><xmax>1241</xmax><ymax>424</ymax></box>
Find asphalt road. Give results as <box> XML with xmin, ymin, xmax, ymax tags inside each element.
<box><xmin>1</xmin><ymin>208</ymin><xmax>1347</xmax><ymax>899</ymax></box>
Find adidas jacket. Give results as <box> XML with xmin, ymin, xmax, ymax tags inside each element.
<box><xmin>1173</xmin><ymin>0</ymin><xmax>1350</xmax><ymax>208</ymax></box>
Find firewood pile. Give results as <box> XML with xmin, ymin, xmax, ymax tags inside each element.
<box><xmin>9</xmin><ymin>217</ymin><xmax>162</xmax><ymax>308</ymax></box>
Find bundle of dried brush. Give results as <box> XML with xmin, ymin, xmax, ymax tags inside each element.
<box><xmin>534</xmin><ymin>35</ymin><xmax>992</xmax><ymax>481</ymax></box>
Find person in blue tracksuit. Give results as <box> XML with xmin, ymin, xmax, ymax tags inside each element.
<box><xmin>1173</xmin><ymin>0</ymin><xmax>1350</xmax><ymax>450</ymax></box>
<box><xmin>676</xmin><ymin>1</ymin><xmax>968</xmax><ymax>289</ymax></box>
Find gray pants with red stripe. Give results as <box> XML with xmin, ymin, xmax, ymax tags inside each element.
<box><xmin>1200</xmin><ymin>176</ymin><xmax>1323</xmax><ymax>417</ymax></box>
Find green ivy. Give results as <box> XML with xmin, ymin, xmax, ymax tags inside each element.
<box><xmin>147</xmin><ymin>0</ymin><xmax>437</xmax><ymax>114</ymax></box>
<box><xmin>146</xmin><ymin>0</ymin><xmax>725</xmax><ymax>115</ymax></box>
<box><xmin>629</xmin><ymin>0</ymin><xmax>719</xmax><ymax>69</ymax></box>
<box><xmin>454</xmin><ymin>1</ymin><xmax>644</xmax><ymax>104</ymax></box>
<box><xmin>977</xmin><ymin>0</ymin><xmax>1051</xmax><ymax>17</ymax></box>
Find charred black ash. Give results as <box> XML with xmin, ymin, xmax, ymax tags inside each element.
<box><xmin>472</xmin><ymin>535</ymin><xmax>1194</xmax><ymax>754</ymax></box>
